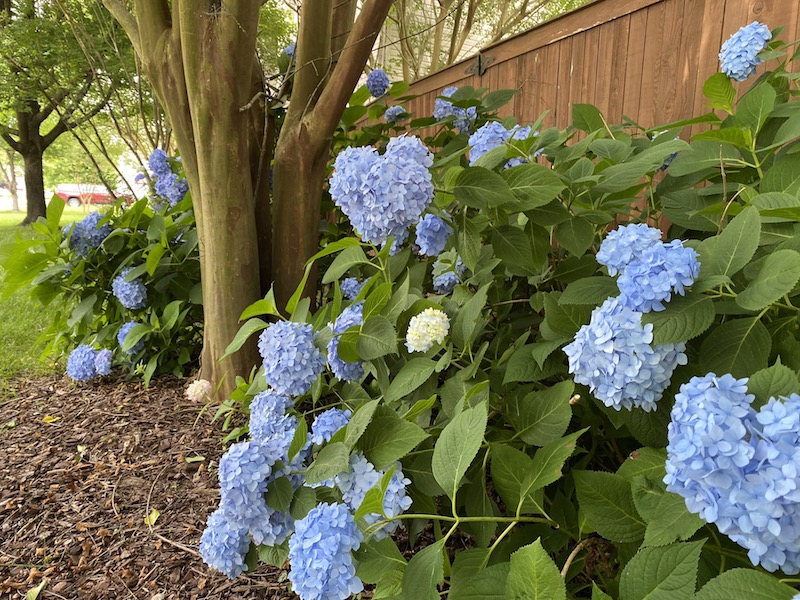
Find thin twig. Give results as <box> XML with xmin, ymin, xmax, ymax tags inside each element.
<box><xmin>561</xmin><ymin>538</ymin><xmax>590</xmax><ymax>578</ymax></box>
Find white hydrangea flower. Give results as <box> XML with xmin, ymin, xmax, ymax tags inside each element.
<box><xmin>405</xmin><ymin>308</ymin><xmax>450</xmax><ymax>353</ymax></box>
<box><xmin>186</xmin><ymin>378</ymin><xmax>212</xmax><ymax>402</ymax></box>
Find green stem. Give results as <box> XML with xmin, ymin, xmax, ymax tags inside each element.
<box><xmin>480</xmin><ymin>521</ymin><xmax>517</xmax><ymax>569</ymax></box>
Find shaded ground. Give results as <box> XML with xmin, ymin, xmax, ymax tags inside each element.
<box><xmin>0</xmin><ymin>376</ymin><xmax>290</xmax><ymax>600</ymax></box>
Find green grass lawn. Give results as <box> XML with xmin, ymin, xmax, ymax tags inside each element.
<box><xmin>0</xmin><ymin>208</ymin><xmax>86</xmax><ymax>383</ymax></box>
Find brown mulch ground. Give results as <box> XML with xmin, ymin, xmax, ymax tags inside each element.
<box><xmin>0</xmin><ymin>376</ymin><xmax>291</xmax><ymax>600</ymax></box>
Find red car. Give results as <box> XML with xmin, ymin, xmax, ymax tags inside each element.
<box><xmin>55</xmin><ymin>184</ymin><xmax>133</xmax><ymax>208</ymax></box>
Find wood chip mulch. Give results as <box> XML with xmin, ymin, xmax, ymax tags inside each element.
<box><xmin>0</xmin><ymin>375</ymin><xmax>292</xmax><ymax>600</ymax></box>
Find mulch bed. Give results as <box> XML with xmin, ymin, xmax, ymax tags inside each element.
<box><xmin>0</xmin><ymin>376</ymin><xmax>291</xmax><ymax>600</ymax></box>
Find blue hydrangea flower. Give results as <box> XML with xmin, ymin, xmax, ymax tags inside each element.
<box><xmin>250</xmin><ymin>504</ymin><xmax>295</xmax><ymax>547</ymax></box>
<box><xmin>283</xmin><ymin>42</ymin><xmax>296</xmax><ymax>57</ymax></box>
<box><xmin>117</xmin><ymin>321</ymin><xmax>145</xmax><ymax>355</ymax></box>
<box><xmin>366</xmin><ymin>68</ymin><xmax>390</xmax><ymax>97</ymax></box>
<box><xmin>66</xmin><ymin>345</ymin><xmax>97</xmax><ymax>381</ymax></box>
<box><xmin>94</xmin><ymin>349</ymin><xmax>112</xmax><ymax>376</ymax></box>
<box><xmin>199</xmin><ymin>509</ymin><xmax>251</xmax><ymax>579</ymax></box>
<box><xmin>327</xmin><ymin>302</ymin><xmax>365</xmax><ymax>382</ymax></box>
<box><xmin>617</xmin><ymin>240</ymin><xmax>700</xmax><ymax>312</ymax></box>
<box><xmin>596</xmin><ymin>223</ymin><xmax>663</xmax><ymax>277</ymax></box>
<box><xmin>719</xmin><ymin>22</ymin><xmax>772</xmax><ymax>82</ymax></box>
<box><xmin>340</xmin><ymin>277</ymin><xmax>366</xmax><ymax>300</ymax></box>
<box><xmin>385</xmin><ymin>105</ymin><xmax>406</xmax><ymax>123</ymax></box>
<box><xmin>67</xmin><ymin>212</ymin><xmax>111</xmax><ymax>257</ymax></box>
<box><xmin>415</xmin><ymin>214</ymin><xmax>452</xmax><ymax>256</ymax></box>
<box><xmin>154</xmin><ymin>171</ymin><xmax>189</xmax><ymax>207</ymax></box>
<box><xmin>218</xmin><ymin>440</ymin><xmax>274</xmax><ymax>529</ymax></box>
<box><xmin>433</xmin><ymin>86</ymin><xmax>476</xmax><ymax>133</ymax></box>
<box><xmin>335</xmin><ymin>452</ymin><xmax>412</xmax><ymax>540</ymax></box>
<box><xmin>258</xmin><ymin>321</ymin><xmax>325</xmax><ymax>397</ymax></box>
<box><xmin>248</xmin><ymin>390</ymin><xmax>296</xmax><ymax>449</ymax></box>
<box><xmin>432</xmin><ymin>256</ymin><xmax>466</xmax><ymax>295</ymax></box>
<box><xmin>468</xmin><ymin>121</ymin><xmax>511</xmax><ymax>165</ymax></box>
<box><xmin>564</xmin><ymin>296</ymin><xmax>687</xmax><ymax>411</ymax></box>
<box><xmin>112</xmin><ymin>267</ymin><xmax>148</xmax><ymax>310</ymax></box>
<box><xmin>288</xmin><ymin>503</ymin><xmax>363</xmax><ymax>600</ymax></box>
<box><xmin>311</xmin><ymin>408</ymin><xmax>352</xmax><ymax>445</ymax></box>
<box><xmin>329</xmin><ymin>136</ymin><xmax>434</xmax><ymax>249</ymax></box>
<box><xmin>148</xmin><ymin>149</ymin><xmax>171</xmax><ymax>178</ymax></box>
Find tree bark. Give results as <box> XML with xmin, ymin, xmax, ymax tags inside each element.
<box><xmin>20</xmin><ymin>148</ymin><xmax>45</xmax><ymax>224</ymax></box>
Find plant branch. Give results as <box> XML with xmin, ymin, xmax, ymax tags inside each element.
<box><xmin>101</xmin><ymin>0</ymin><xmax>141</xmax><ymax>56</ymax></box>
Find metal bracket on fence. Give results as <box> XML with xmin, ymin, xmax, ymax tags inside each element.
<box><xmin>465</xmin><ymin>52</ymin><xmax>495</xmax><ymax>77</ymax></box>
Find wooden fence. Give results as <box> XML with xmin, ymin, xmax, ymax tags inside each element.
<box><xmin>400</xmin><ymin>0</ymin><xmax>800</xmax><ymax>131</ymax></box>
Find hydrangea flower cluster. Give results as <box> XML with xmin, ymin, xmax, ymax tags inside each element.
<box><xmin>94</xmin><ymin>349</ymin><xmax>113</xmax><ymax>377</ymax></box>
<box><xmin>327</xmin><ymin>303</ymin><xmax>365</xmax><ymax>382</ymax></box>
<box><xmin>148</xmin><ymin>149</ymin><xmax>189</xmax><ymax>207</ymax></box>
<box><xmin>384</xmin><ymin>105</ymin><xmax>406</xmax><ymax>123</ymax></box>
<box><xmin>366</xmin><ymin>68</ymin><xmax>390</xmax><ymax>97</ymax></box>
<box><xmin>112</xmin><ymin>267</ymin><xmax>148</xmax><ymax>310</ymax></box>
<box><xmin>288</xmin><ymin>503</ymin><xmax>364</xmax><ymax>600</ymax></box>
<box><xmin>340</xmin><ymin>277</ymin><xmax>366</xmax><ymax>300</ymax></box>
<box><xmin>329</xmin><ymin>136</ymin><xmax>434</xmax><ymax>251</ymax></box>
<box><xmin>199</xmin><ymin>510</ymin><xmax>250</xmax><ymax>579</ymax></box>
<box><xmin>719</xmin><ymin>21</ymin><xmax>772</xmax><ymax>81</ymax></box>
<box><xmin>335</xmin><ymin>452</ymin><xmax>413</xmax><ymax>540</ymax></box>
<box><xmin>186</xmin><ymin>379</ymin><xmax>212</xmax><ymax>402</ymax></box>
<box><xmin>665</xmin><ymin>374</ymin><xmax>800</xmax><ymax>574</ymax></box>
<box><xmin>595</xmin><ymin>223</ymin><xmax>663</xmax><ymax>276</ymax></box>
<box><xmin>66</xmin><ymin>345</ymin><xmax>101</xmax><ymax>381</ymax></box>
<box><xmin>283</xmin><ymin>42</ymin><xmax>296</xmax><ymax>57</ymax></box>
<box><xmin>432</xmin><ymin>256</ymin><xmax>466</xmax><ymax>295</ymax></box>
<box><xmin>415</xmin><ymin>214</ymin><xmax>452</xmax><ymax>256</ymax></box>
<box><xmin>117</xmin><ymin>321</ymin><xmax>145</xmax><ymax>354</ymax></box>
<box><xmin>468</xmin><ymin>121</ymin><xmax>532</xmax><ymax>167</ymax></box>
<box><xmin>406</xmin><ymin>307</ymin><xmax>450</xmax><ymax>353</ymax></box>
<box><xmin>433</xmin><ymin>86</ymin><xmax>477</xmax><ymax>132</ymax></box>
<box><xmin>258</xmin><ymin>321</ymin><xmax>325</xmax><ymax>396</ymax></box>
<box><xmin>311</xmin><ymin>408</ymin><xmax>351</xmax><ymax>445</ymax></box>
<box><xmin>564</xmin><ymin>297</ymin><xmax>687</xmax><ymax>411</ymax></box>
<box><xmin>66</xmin><ymin>212</ymin><xmax>111</xmax><ymax>257</ymax></box>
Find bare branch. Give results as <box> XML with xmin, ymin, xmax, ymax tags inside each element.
<box><xmin>101</xmin><ymin>0</ymin><xmax>141</xmax><ymax>56</ymax></box>
<box><xmin>1</xmin><ymin>132</ymin><xmax>20</xmax><ymax>153</ymax></box>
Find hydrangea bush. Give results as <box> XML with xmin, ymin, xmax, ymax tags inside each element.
<box><xmin>1</xmin><ymin>151</ymin><xmax>203</xmax><ymax>384</ymax></box>
<box><xmin>207</xmin><ymin>25</ymin><xmax>800</xmax><ymax>600</ymax></box>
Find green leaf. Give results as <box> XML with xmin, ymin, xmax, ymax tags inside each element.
<box><xmin>751</xmin><ymin>192</ymin><xmax>800</xmax><ymax>223</ymax></box>
<box><xmin>265</xmin><ymin>476</ymin><xmax>294</xmax><ymax>512</ymax></box>
<box><xmin>736</xmin><ymin>83</ymin><xmax>776</xmax><ymax>135</ymax></box>
<box><xmin>67</xmin><ymin>293</ymin><xmax>97</xmax><ymax>328</ymax></box>
<box><xmin>503</xmin><ymin>163</ymin><xmax>566</xmax><ymax>210</ymax></box>
<box><xmin>631</xmin><ymin>476</ymin><xmax>704</xmax><ymax>547</ymax></box>
<box><xmin>592</xmin><ymin>583</ymin><xmax>614</xmax><ymax>600</ymax></box>
<box><xmin>703</xmin><ymin>72</ymin><xmax>736</xmax><ymax>113</ymax></box>
<box><xmin>667</xmin><ymin>140</ymin><xmax>741</xmax><ymax>177</ymax></box>
<box><xmin>161</xmin><ymin>300</ymin><xmax>182</xmax><ymax>331</ymax></box>
<box><xmin>594</xmin><ymin>162</ymin><xmax>653</xmax><ymax>193</ymax></box>
<box><xmin>693</xmin><ymin>568</ymin><xmax>797</xmax><ymax>600</ymax></box>
<box><xmin>448</xmin><ymin>562</ymin><xmax>509</xmax><ymax>600</ymax></box>
<box><xmin>364</xmin><ymin>282</ymin><xmax>393</xmax><ymax>319</ymax></box>
<box><xmin>542</xmin><ymin>292</ymin><xmax>592</xmax><ymax>339</ymax></box>
<box><xmin>505</xmin><ymin>540</ymin><xmax>566</xmax><ymax>600</ymax></box>
<box><xmin>240</xmin><ymin>291</ymin><xmax>281</xmax><ymax>320</ymax></box>
<box><xmin>145</xmin><ymin>244</ymin><xmax>165</xmax><ymax>275</ymax></box>
<box><xmin>555</xmin><ymin>217</ymin><xmax>594</xmax><ymax>255</ymax></box>
<box><xmin>355</xmin><ymin>465</ymin><xmax>396</xmax><ymax>521</ymax></box>
<box><xmin>385</xmin><ymin>358</ymin><xmax>436</xmax><ymax>403</ymax></box>
<box><xmin>432</xmin><ymin>403</ymin><xmax>488</xmax><ymax>499</ymax></box>
<box><xmin>560</xmin><ymin>276</ymin><xmax>619</xmax><ymax>305</ymax></box>
<box><xmin>304</xmin><ymin>442</ymin><xmax>350</xmax><ymax>486</ymax></box>
<box><xmin>222</xmin><ymin>317</ymin><xmax>268</xmax><ymax>360</ymax></box>
<box><xmin>403</xmin><ymin>395</ymin><xmax>437</xmax><ymax>421</ymax></box>
<box><xmin>401</xmin><ymin>539</ymin><xmax>444</xmax><ymax>600</ymax></box>
<box><xmin>121</xmin><ymin>324</ymin><xmax>150</xmax><ymax>353</ymax></box>
<box><xmin>524</xmin><ymin>429</ymin><xmax>587</xmax><ymax>494</ymax></box>
<box><xmin>693</xmin><ymin>127</ymin><xmax>753</xmax><ymax>149</ymax></box>
<box><xmin>258</xmin><ymin>541</ymin><xmax>289</xmax><ymax>567</ymax></box>
<box><xmin>492</xmin><ymin>226</ymin><xmax>537</xmax><ymax>275</ymax></box>
<box><xmin>344</xmin><ymin>400</ymin><xmax>379</xmax><ymax>448</ymax></box>
<box><xmin>617</xmin><ymin>447</ymin><xmax>667</xmax><ymax>482</ymax></box>
<box><xmin>736</xmin><ymin>249</ymin><xmax>800</xmax><ymax>311</ymax></box>
<box><xmin>47</xmin><ymin>195</ymin><xmax>65</xmax><ymax>232</ymax></box>
<box><xmin>357</xmin><ymin>316</ymin><xmax>398</xmax><ymax>360</ymax></box>
<box><xmin>573</xmin><ymin>103</ymin><xmax>605</xmax><ymax>132</ymax></box>
<box><xmin>642</xmin><ymin>293</ymin><xmax>715</xmax><ymax>344</ymax></box>
<box><xmin>699</xmin><ymin>317</ymin><xmax>771</xmax><ymax>378</ymax></box>
<box><xmin>696</xmin><ymin>206</ymin><xmax>760</xmax><ymax>278</ymax></box>
<box><xmin>491</xmin><ymin>444</ymin><xmax>543</xmax><ymax>514</ymax></box>
<box><xmin>356</xmin><ymin>537</ymin><xmax>407</xmax><ymax>584</ymax></box>
<box><xmin>760</xmin><ymin>155</ymin><xmax>800</xmax><ymax>195</ymax></box>
<box><xmin>619</xmin><ymin>541</ymin><xmax>704</xmax><ymax>600</ymax></box>
<box><xmin>482</xmin><ymin>89</ymin><xmax>517</xmax><ymax>111</ymax></box>
<box><xmin>323</xmin><ymin>245</ymin><xmax>372</xmax><ymax>284</ymax></box>
<box><xmin>506</xmin><ymin>380</ymin><xmax>573</xmax><ymax>446</ymax></box>
<box><xmin>590</xmin><ymin>138</ymin><xmax>632</xmax><ymax>162</ymax></box>
<box><xmin>358</xmin><ymin>415</ymin><xmax>428</xmax><ymax>469</ymax></box>
<box><xmin>454</xmin><ymin>167</ymin><xmax>515</xmax><ymax>209</ymax></box>
<box><xmin>459</xmin><ymin>215</ymin><xmax>483</xmax><ymax>272</ymax></box>
<box><xmin>747</xmin><ymin>361</ymin><xmax>800</xmax><ymax>407</ymax></box>
<box><xmin>288</xmin><ymin>417</ymin><xmax>308</xmax><ymax>462</ymax></box>
<box><xmin>574</xmin><ymin>470</ymin><xmax>645</xmax><ymax>543</ymax></box>
<box><xmin>452</xmin><ymin>283</ymin><xmax>490</xmax><ymax>349</ymax></box>
<box><xmin>290</xmin><ymin>486</ymin><xmax>317</xmax><ymax>520</ymax></box>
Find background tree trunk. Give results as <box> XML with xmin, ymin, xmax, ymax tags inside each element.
<box><xmin>20</xmin><ymin>146</ymin><xmax>45</xmax><ymax>224</ymax></box>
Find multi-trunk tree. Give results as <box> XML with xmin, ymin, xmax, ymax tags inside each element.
<box><xmin>101</xmin><ymin>0</ymin><xmax>393</xmax><ymax>395</ymax></box>
<box><xmin>0</xmin><ymin>0</ymin><xmax>118</xmax><ymax>224</ymax></box>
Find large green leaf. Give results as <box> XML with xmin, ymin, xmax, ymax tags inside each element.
<box><xmin>631</xmin><ymin>476</ymin><xmax>704</xmax><ymax>547</ymax></box>
<box><xmin>560</xmin><ymin>276</ymin><xmax>618</xmax><ymax>305</ymax></box>
<box><xmin>304</xmin><ymin>442</ymin><xmax>350</xmax><ymax>485</ymax></box>
<box><xmin>448</xmin><ymin>562</ymin><xmax>509</xmax><ymax>600</ymax></box>
<box><xmin>737</xmin><ymin>84</ymin><xmax>776</xmax><ymax>135</ymax></box>
<box><xmin>432</xmin><ymin>404</ymin><xmax>488</xmax><ymax>499</ymax></box>
<box><xmin>618</xmin><ymin>541</ymin><xmax>704</xmax><ymax>600</ymax></box>
<box><xmin>356</xmin><ymin>537</ymin><xmax>407</xmax><ymax>584</ymax></box>
<box><xmin>358</xmin><ymin>415</ymin><xmax>428</xmax><ymax>469</ymax></box>
<box><xmin>574</xmin><ymin>470</ymin><xmax>645</xmax><ymax>542</ymax></box>
<box><xmin>385</xmin><ymin>358</ymin><xmax>436</xmax><ymax>404</ymax></box>
<box><xmin>505</xmin><ymin>380</ymin><xmax>573</xmax><ymax>446</ymax></box>
<box><xmin>505</xmin><ymin>540</ymin><xmax>567</xmax><ymax>600</ymax></box>
<box><xmin>573</xmin><ymin>103</ymin><xmax>605</xmax><ymax>132</ymax></box>
<box><xmin>491</xmin><ymin>444</ymin><xmax>544</xmax><ymax>514</ymax></box>
<box><xmin>696</xmin><ymin>206</ymin><xmax>760</xmax><ymax>279</ymax></box>
<box><xmin>322</xmin><ymin>245</ymin><xmax>372</xmax><ymax>284</ymax></box>
<box><xmin>356</xmin><ymin>316</ymin><xmax>398</xmax><ymax>360</ymax></box>
<box><xmin>401</xmin><ymin>540</ymin><xmax>444</xmax><ymax>600</ymax></box>
<box><xmin>503</xmin><ymin>163</ymin><xmax>565</xmax><ymax>210</ymax></box>
<box><xmin>747</xmin><ymin>361</ymin><xmax>800</xmax><ymax>407</ymax></box>
<box><xmin>454</xmin><ymin>167</ymin><xmax>514</xmax><ymax>209</ymax></box>
<box><xmin>693</xmin><ymin>568</ymin><xmax>797</xmax><ymax>600</ymax></box>
<box><xmin>699</xmin><ymin>317</ymin><xmax>771</xmax><ymax>378</ymax></box>
<box><xmin>735</xmin><ymin>249</ymin><xmax>800</xmax><ymax>311</ymax></box>
<box><xmin>555</xmin><ymin>217</ymin><xmax>595</xmax><ymax>255</ymax></box>
<box><xmin>667</xmin><ymin>141</ymin><xmax>741</xmax><ymax>177</ymax></box>
<box><xmin>760</xmin><ymin>155</ymin><xmax>800</xmax><ymax>195</ymax></box>
<box><xmin>703</xmin><ymin>72</ymin><xmax>735</xmax><ymax>113</ymax></box>
<box><xmin>492</xmin><ymin>225</ymin><xmax>537</xmax><ymax>275</ymax></box>
<box><xmin>642</xmin><ymin>293</ymin><xmax>715</xmax><ymax>344</ymax></box>
<box><xmin>523</xmin><ymin>429</ymin><xmax>587</xmax><ymax>494</ymax></box>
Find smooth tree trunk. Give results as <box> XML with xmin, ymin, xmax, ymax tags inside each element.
<box><xmin>20</xmin><ymin>146</ymin><xmax>45</xmax><ymax>224</ymax></box>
